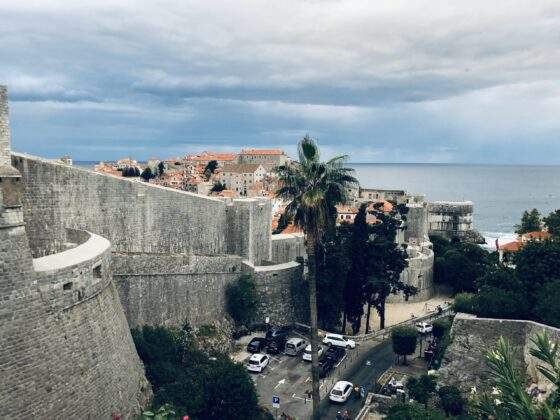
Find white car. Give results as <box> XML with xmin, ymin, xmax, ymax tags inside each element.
<box><xmin>302</xmin><ymin>344</ymin><xmax>323</xmax><ymax>362</ymax></box>
<box><xmin>247</xmin><ymin>353</ymin><xmax>270</xmax><ymax>373</ymax></box>
<box><xmin>416</xmin><ymin>322</ymin><xmax>433</xmax><ymax>334</ymax></box>
<box><xmin>329</xmin><ymin>380</ymin><xmax>354</xmax><ymax>403</ymax></box>
<box><xmin>323</xmin><ymin>333</ymin><xmax>356</xmax><ymax>349</ymax></box>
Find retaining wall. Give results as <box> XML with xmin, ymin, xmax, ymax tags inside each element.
<box><xmin>438</xmin><ymin>313</ymin><xmax>560</xmax><ymax>393</ymax></box>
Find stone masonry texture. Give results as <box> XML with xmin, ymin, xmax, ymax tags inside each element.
<box><xmin>0</xmin><ymin>86</ymin><xmax>10</xmax><ymax>166</ymax></box>
<box><xmin>438</xmin><ymin>313</ymin><xmax>560</xmax><ymax>393</ymax></box>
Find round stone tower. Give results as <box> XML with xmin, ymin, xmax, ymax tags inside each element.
<box><xmin>0</xmin><ymin>85</ymin><xmax>151</xmax><ymax>419</ymax></box>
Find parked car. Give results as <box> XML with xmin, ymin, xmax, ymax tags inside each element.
<box><xmin>246</xmin><ymin>337</ymin><xmax>267</xmax><ymax>353</ymax></box>
<box><xmin>246</xmin><ymin>353</ymin><xmax>270</xmax><ymax>373</ymax></box>
<box><xmin>319</xmin><ymin>358</ymin><xmax>335</xmax><ymax>378</ymax></box>
<box><xmin>266</xmin><ymin>337</ymin><xmax>287</xmax><ymax>354</ymax></box>
<box><xmin>265</xmin><ymin>326</ymin><xmax>290</xmax><ymax>342</ymax></box>
<box><xmin>329</xmin><ymin>380</ymin><xmax>354</xmax><ymax>403</ymax></box>
<box><xmin>302</xmin><ymin>344</ymin><xmax>323</xmax><ymax>361</ymax></box>
<box><xmin>323</xmin><ymin>333</ymin><xmax>356</xmax><ymax>349</ymax></box>
<box><xmin>324</xmin><ymin>346</ymin><xmax>346</xmax><ymax>364</ymax></box>
<box><xmin>416</xmin><ymin>322</ymin><xmax>433</xmax><ymax>334</ymax></box>
<box><xmin>285</xmin><ymin>337</ymin><xmax>307</xmax><ymax>356</ymax></box>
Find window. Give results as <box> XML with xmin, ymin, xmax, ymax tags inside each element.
<box><xmin>93</xmin><ymin>264</ymin><xmax>102</xmax><ymax>278</ymax></box>
<box><xmin>63</xmin><ymin>282</ymin><xmax>73</xmax><ymax>291</ymax></box>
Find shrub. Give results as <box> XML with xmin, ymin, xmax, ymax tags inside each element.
<box><xmin>406</xmin><ymin>374</ymin><xmax>437</xmax><ymax>405</ymax></box>
<box><xmin>453</xmin><ymin>293</ymin><xmax>477</xmax><ymax>314</ymax></box>
<box><xmin>386</xmin><ymin>403</ymin><xmax>446</xmax><ymax>420</ymax></box>
<box><xmin>432</xmin><ymin>318</ymin><xmax>452</xmax><ymax>341</ymax></box>
<box><xmin>225</xmin><ymin>275</ymin><xmax>258</xmax><ymax>326</ymax></box>
<box><xmin>438</xmin><ymin>385</ymin><xmax>465</xmax><ymax>416</ymax></box>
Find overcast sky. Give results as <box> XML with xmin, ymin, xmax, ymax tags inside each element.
<box><xmin>2</xmin><ymin>1</ymin><xmax>560</xmax><ymax>163</ymax></box>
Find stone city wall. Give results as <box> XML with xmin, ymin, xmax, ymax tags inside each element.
<box><xmin>387</xmin><ymin>242</ymin><xmax>434</xmax><ymax>303</ymax></box>
<box><xmin>112</xmin><ymin>252</ymin><xmax>245</xmax><ymax>328</ymax></box>
<box><xmin>244</xmin><ymin>260</ymin><xmax>308</xmax><ymax>326</ymax></box>
<box><xmin>13</xmin><ymin>152</ymin><xmax>230</xmax><ymax>259</ymax></box>
<box><xmin>270</xmin><ymin>232</ymin><xmax>306</xmax><ymax>264</ymax></box>
<box><xmin>428</xmin><ymin>201</ymin><xmax>474</xmax><ymax>240</ymax></box>
<box><xmin>0</xmin><ymin>229</ymin><xmax>150</xmax><ymax>419</ymax></box>
<box><xmin>438</xmin><ymin>313</ymin><xmax>560</xmax><ymax>393</ymax></box>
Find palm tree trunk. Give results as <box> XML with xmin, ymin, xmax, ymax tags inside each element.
<box><xmin>365</xmin><ymin>300</ymin><xmax>372</xmax><ymax>334</ymax></box>
<box><xmin>306</xmin><ymin>233</ymin><xmax>321</xmax><ymax>419</ymax></box>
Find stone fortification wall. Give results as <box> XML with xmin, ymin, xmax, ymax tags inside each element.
<box><xmin>112</xmin><ymin>252</ymin><xmax>245</xmax><ymax>327</ymax></box>
<box><xmin>387</xmin><ymin>242</ymin><xmax>434</xmax><ymax>303</ymax></box>
<box><xmin>438</xmin><ymin>314</ymin><xmax>560</xmax><ymax>394</ymax></box>
<box><xmin>271</xmin><ymin>232</ymin><xmax>306</xmax><ymax>264</ymax></box>
<box><xmin>244</xmin><ymin>260</ymin><xmax>308</xmax><ymax>325</ymax></box>
<box><xmin>428</xmin><ymin>201</ymin><xmax>474</xmax><ymax>240</ymax></box>
<box><xmin>13</xmin><ymin>153</ymin><xmax>229</xmax><ymax>258</ymax></box>
<box><xmin>226</xmin><ymin>198</ymin><xmax>272</xmax><ymax>265</ymax></box>
<box><xmin>1</xmin><ymin>229</ymin><xmax>151</xmax><ymax>418</ymax></box>
<box><xmin>405</xmin><ymin>202</ymin><xmax>429</xmax><ymax>243</ymax></box>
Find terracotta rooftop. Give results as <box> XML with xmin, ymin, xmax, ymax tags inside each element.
<box><xmin>521</xmin><ymin>231</ymin><xmax>551</xmax><ymax>241</ymax></box>
<box><xmin>186</xmin><ymin>152</ymin><xmax>237</xmax><ymax>161</ymax></box>
<box><xmin>499</xmin><ymin>241</ymin><xmax>522</xmax><ymax>252</ymax></box>
<box><xmin>222</xmin><ymin>163</ymin><xmax>263</xmax><ymax>174</ymax></box>
<box><xmin>240</xmin><ymin>148</ymin><xmax>284</xmax><ymax>155</ymax></box>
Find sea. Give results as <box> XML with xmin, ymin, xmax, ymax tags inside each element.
<box><xmin>349</xmin><ymin>163</ymin><xmax>560</xmax><ymax>249</ymax></box>
<box><xmin>75</xmin><ymin>161</ymin><xmax>560</xmax><ymax>249</ymax></box>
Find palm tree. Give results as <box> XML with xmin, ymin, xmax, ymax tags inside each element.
<box><xmin>275</xmin><ymin>135</ymin><xmax>357</xmax><ymax>418</ymax></box>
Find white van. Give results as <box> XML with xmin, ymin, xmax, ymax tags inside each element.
<box><xmin>285</xmin><ymin>337</ymin><xmax>307</xmax><ymax>356</ymax></box>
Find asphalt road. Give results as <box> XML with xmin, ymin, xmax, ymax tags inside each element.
<box><xmin>318</xmin><ymin>339</ymin><xmax>394</xmax><ymax>419</ymax></box>
<box><xmin>247</xmin><ymin>334</ymin><xmax>395</xmax><ymax>420</ymax></box>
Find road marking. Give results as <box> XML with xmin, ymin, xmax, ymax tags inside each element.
<box><xmin>305</xmin><ymin>376</ymin><xmax>311</xmax><ymax>383</ymax></box>
<box><xmin>270</xmin><ymin>356</ymin><xmax>282</xmax><ymax>363</ymax></box>
<box><xmin>273</xmin><ymin>379</ymin><xmax>286</xmax><ymax>389</ymax></box>
<box><xmin>259</xmin><ymin>373</ymin><xmax>267</xmax><ymax>378</ymax></box>
<box><xmin>291</xmin><ymin>394</ymin><xmax>306</xmax><ymax>401</ymax></box>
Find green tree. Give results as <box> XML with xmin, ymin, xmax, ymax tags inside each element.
<box><xmin>515</xmin><ymin>208</ymin><xmax>541</xmax><ymax>234</ymax></box>
<box><xmin>225</xmin><ymin>274</ymin><xmax>258</xmax><ymax>327</ymax></box>
<box><xmin>210</xmin><ymin>182</ymin><xmax>226</xmax><ymax>193</ymax></box>
<box><xmin>274</xmin><ymin>135</ymin><xmax>357</xmax><ymax>417</ymax></box>
<box><xmin>406</xmin><ymin>374</ymin><xmax>436</xmax><ymax>406</ymax></box>
<box><xmin>452</xmin><ymin>293</ymin><xmax>477</xmax><ymax>314</ymax></box>
<box><xmin>343</xmin><ymin>204</ymin><xmax>369</xmax><ymax>334</ymax></box>
<box><xmin>432</xmin><ymin>318</ymin><xmax>452</xmax><ymax>341</ymax></box>
<box><xmin>534</xmin><ymin>280</ymin><xmax>560</xmax><ymax>328</ymax></box>
<box><xmin>204</xmin><ymin>160</ymin><xmax>218</xmax><ymax>180</ymax></box>
<box><xmin>438</xmin><ymin>385</ymin><xmax>465</xmax><ymax>416</ymax></box>
<box><xmin>141</xmin><ymin>167</ymin><xmax>155</xmax><ymax>181</ymax></box>
<box><xmin>316</xmin><ymin>225</ymin><xmax>350</xmax><ymax>331</ymax></box>
<box><xmin>157</xmin><ymin>161</ymin><xmax>166</xmax><ymax>176</ymax></box>
<box><xmin>391</xmin><ymin>325</ymin><xmax>418</xmax><ymax>365</ymax></box>
<box><xmin>438</xmin><ymin>250</ymin><xmax>477</xmax><ymax>293</ymax></box>
<box><xmin>132</xmin><ymin>324</ymin><xmax>267</xmax><ymax>419</ymax></box>
<box><xmin>543</xmin><ymin>209</ymin><xmax>560</xmax><ymax>239</ymax></box>
<box><xmin>365</xmin><ymin>203</ymin><xmax>413</xmax><ymax>331</ymax></box>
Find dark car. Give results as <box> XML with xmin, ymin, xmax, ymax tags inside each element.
<box><xmin>246</xmin><ymin>337</ymin><xmax>267</xmax><ymax>353</ymax></box>
<box><xmin>324</xmin><ymin>346</ymin><xmax>346</xmax><ymax>364</ymax></box>
<box><xmin>266</xmin><ymin>337</ymin><xmax>287</xmax><ymax>354</ymax></box>
<box><xmin>265</xmin><ymin>326</ymin><xmax>290</xmax><ymax>342</ymax></box>
<box><xmin>319</xmin><ymin>358</ymin><xmax>335</xmax><ymax>378</ymax></box>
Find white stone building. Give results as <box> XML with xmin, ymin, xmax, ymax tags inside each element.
<box><xmin>237</xmin><ymin>148</ymin><xmax>289</xmax><ymax>169</ymax></box>
<box><xmin>222</xmin><ymin>163</ymin><xmax>267</xmax><ymax>196</ymax></box>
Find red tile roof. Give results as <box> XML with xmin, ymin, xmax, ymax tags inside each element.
<box><xmin>522</xmin><ymin>231</ymin><xmax>551</xmax><ymax>241</ymax></box>
<box><xmin>240</xmin><ymin>148</ymin><xmax>284</xmax><ymax>155</ymax></box>
<box><xmin>499</xmin><ymin>241</ymin><xmax>522</xmax><ymax>252</ymax></box>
